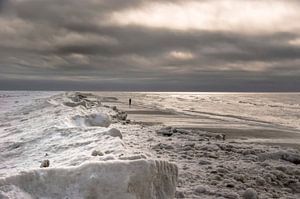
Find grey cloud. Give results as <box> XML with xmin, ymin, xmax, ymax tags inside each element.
<box><xmin>0</xmin><ymin>0</ymin><xmax>300</xmax><ymax>91</ymax></box>
<box><xmin>0</xmin><ymin>0</ymin><xmax>9</xmax><ymax>12</ymax></box>
<box><xmin>56</xmin><ymin>25</ymin><xmax>300</xmax><ymax>62</ymax></box>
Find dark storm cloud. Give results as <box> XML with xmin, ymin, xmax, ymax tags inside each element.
<box><xmin>0</xmin><ymin>0</ymin><xmax>300</xmax><ymax>91</ymax></box>
<box><xmin>0</xmin><ymin>0</ymin><xmax>9</xmax><ymax>9</ymax></box>
<box><xmin>54</xmin><ymin>26</ymin><xmax>300</xmax><ymax>61</ymax></box>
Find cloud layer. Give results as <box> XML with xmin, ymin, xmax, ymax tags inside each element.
<box><xmin>1</xmin><ymin>0</ymin><xmax>300</xmax><ymax>91</ymax></box>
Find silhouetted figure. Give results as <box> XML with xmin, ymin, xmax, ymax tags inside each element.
<box><xmin>129</xmin><ymin>98</ymin><xmax>132</xmax><ymax>106</ymax></box>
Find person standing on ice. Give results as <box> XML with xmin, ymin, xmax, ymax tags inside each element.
<box><xmin>129</xmin><ymin>98</ymin><xmax>132</xmax><ymax>107</ymax></box>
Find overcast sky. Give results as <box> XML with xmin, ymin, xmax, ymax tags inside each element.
<box><xmin>1</xmin><ymin>0</ymin><xmax>300</xmax><ymax>91</ymax></box>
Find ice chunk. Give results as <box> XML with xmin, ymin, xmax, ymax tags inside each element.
<box><xmin>0</xmin><ymin>160</ymin><xmax>178</xmax><ymax>199</ymax></box>
<box><xmin>104</xmin><ymin>128</ymin><xmax>122</xmax><ymax>139</ymax></box>
<box><xmin>72</xmin><ymin>113</ymin><xmax>111</xmax><ymax>127</ymax></box>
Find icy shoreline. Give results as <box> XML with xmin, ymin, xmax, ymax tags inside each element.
<box><xmin>0</xmin><ymin>92</ymin><xmax>178</xmax><ymax>198</ymax></box>
<box><xmin>1</xmin><ymin>91</ymin><xmax>300</xmax><ymax>198</ymax></box>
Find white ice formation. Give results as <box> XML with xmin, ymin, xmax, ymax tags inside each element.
<box><xmin>0</xmin><ymin>160</ymin><xmax>178</xmax><ymax>199</ymax></box>
<box><xmin>0</xmin><ymin>92</ymin><xmax>178</xmax><ymax>199</ymax></box>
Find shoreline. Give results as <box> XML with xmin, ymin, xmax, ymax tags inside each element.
<box><xmin>1</xmin><ymin>91</ymin><xmax>300</xmax><ymax>198</ymax></box>
<box><xmin>102</xmin><ymin>98</ymin><xmax>300</xmax><ymax>150</ymax></box>
<box><xmin>104</xmin><ymin>94</ymin><xmax>300</xmax><ymax>198</ymax></box>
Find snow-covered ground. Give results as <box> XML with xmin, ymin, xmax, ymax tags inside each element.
<box><xmin>0</xmin><ymin>92</ymin><xmax>178</xmax><ymax>198</ymax></box>
<box><xmin>0</xmin><ymin>91</ymin><xmax>299</xmax><ymax>198</ymax></box>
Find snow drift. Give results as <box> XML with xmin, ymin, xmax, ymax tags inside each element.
<box><xmin>0</xmin><ymin>160</ymin><xmax>178</xmax><ymax>199</ymax></box>
<box><xmin>0</xmin><ymin>92</ymin><xmax>178</xmax><ymax>199</ymax></box>
<box><xmin>72</xmin><ymin>113</ymin><xmax>111</xmax><ymax>127</ymax></box>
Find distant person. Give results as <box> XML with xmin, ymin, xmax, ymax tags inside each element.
<box><xmin>129</xmin><ymin>98</ymin><xmax>132</xmax><ymax>106</ymax></box>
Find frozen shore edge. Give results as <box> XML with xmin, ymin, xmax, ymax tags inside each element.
<box><xmin>0</xmin><ymin>160</ymin><xmax>178</xmax><ymax>199</ymax></box>
<box><xmin>1</xmin><ymin>91</ymin><xmax>300</xmax><ymax>198</ymax></box>
<box><xmin>0</xmin><ymin>92</ymin><xmax>179</xmax><ymax>199</ymax></box>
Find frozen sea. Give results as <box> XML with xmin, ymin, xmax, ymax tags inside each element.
<box><xmin>1</xmin><ymin>91</ymin><xmax>300</xmax><ymax>138</ymax></box>
<box><xmin>2</xmin><ymin>91</ymin><xmax>300</xmax><ymax>129</ymax></box>
<box><xmin>97</xmin><ymin>92</ymin><xmax>300</xmax><ymax>141</ymax></box>
<box><xmin>96</xmin><ymin>92</ymin><xmax>300</xmax><ymax>129</ymax></box>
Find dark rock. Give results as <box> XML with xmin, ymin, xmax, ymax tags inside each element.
<box><xmin>210</xmin><ymin>180</ymin><xmax>218</xmax><ymax>185</ymax></box>
<box><xmin>112</xmin><ymin>106</ymin><xmax>118</xmax><ymax>111</ymax></box>
<box><xmin>226</xmin><ymin>183</ymin><xmax>235</xmax><ymax>188</ymax></box>
<box><xmin>40</xmin><ymin>160</ymin><xmax>50</xmax><ymax>168</ymax></box>
<box><xmin>282</xmin><ymin>153</ymin><xmax>300</xmax><ymax>165</ymax></box>
<box><xmin>91</xmin><ymin>150</ymin><xmax>104</xmax><ymax>156</ymax></box>
<box><xmin>116</xmin><ymin>111</ymin><xmax>127</xmax><ymax>121</ymax></box>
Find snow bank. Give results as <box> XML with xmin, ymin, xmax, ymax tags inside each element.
<box><xmin>72</xmin><ymin>113</ymin><xmax>111</xmax><ymax>127</ymax></box>
<box><xmin>63</xmin><ymin>92</ymin><xmax>101</xmax><ymax>109</ymax></box>
<box><xmin>0</xmin><ymin>160</ymin><xmax>178</xmax><ymax>199</ymax></box>
<box><xmin>0</xmin><ymin>92</ymin><xmax>179</xmax><ymax>198</ymax></box>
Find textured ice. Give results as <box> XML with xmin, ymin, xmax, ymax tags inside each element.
<box><xmin>0</xmin><ymin>92</ymin><xmax>123</xmax><ymax>176</ymax></box>
<box><xmin>2</xmin><ymin>91</ymin><xmax>300</xmax><ymax>198</ymax></box>
<box><xmin>0</xmin><ymin>92</ymin><xmax>179</xmax><ymax>198</ymax></box>
<box><xmin>72</xmin><ymin>113</ymin><xmax>111</xmax><ymax>127</ymax></box>
<box><xmin>0</xmin><ymin>160</ymin><xmax>178</xmax><ymax>199</ymax></box>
